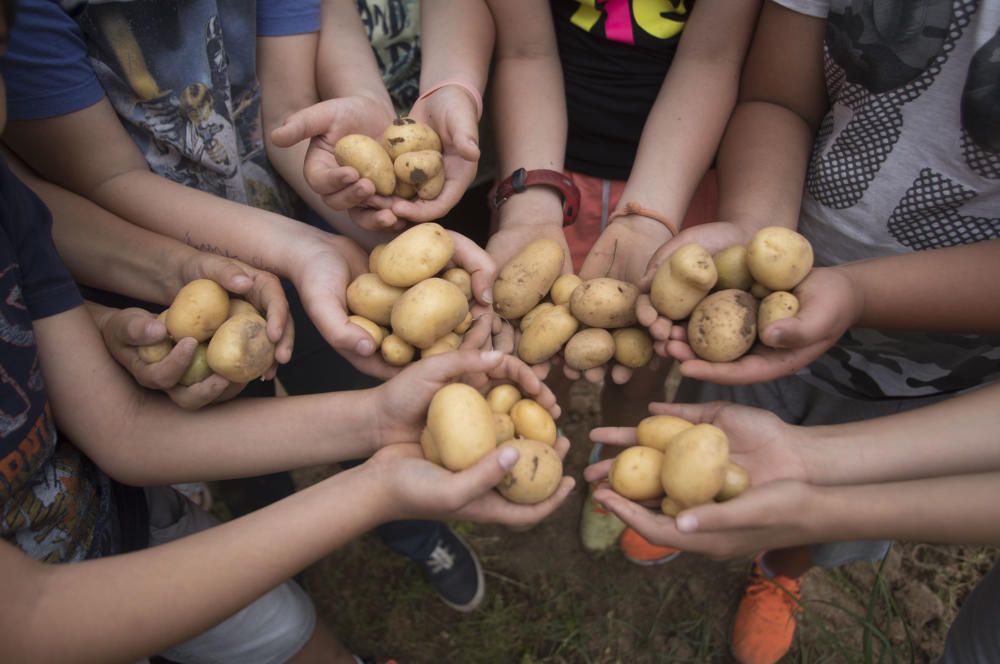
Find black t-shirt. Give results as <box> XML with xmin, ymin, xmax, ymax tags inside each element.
<box><xmin>551</xmin><ymin>0</ymin><xmax>693</xmax><ymax>180</ymax></box>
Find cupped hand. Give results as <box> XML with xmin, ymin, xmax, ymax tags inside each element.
<box><xmin>448</xmin><ymin>230</ymin><xmax>498</xmax><ymax>306</ymax></box>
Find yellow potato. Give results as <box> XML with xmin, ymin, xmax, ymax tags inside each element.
<box><xmin>494</xmin><ymin>413</ymin><xmax>515</xmax><ymax>444</ymax></box>
<box><xmin>333</xmin><ymin>134</ymin><xmax>395</xmax><ymax>196</ymax></box>
<box><xmin>509</xmin><ymin>398</ymin><xmax>557</xmax><ymax>445</ymax></box>
<box><xmin>611</xmin><ymin>328</ymin><xmax>654</xmax><ymax>369</ymax></box>
<box><xmin>519</xmin><ymin>302</ymin><xmax>554</xmax><ymax>332</ymax></box>
<box><xmin>608</xmin><ymin>446</ymin><xmax>666</xmax><ymax>501</ymax></box>
<box><xmin>165</xmin><ymin>279</ymin><xmax>230</xmax><ymax>342</ymax></box>
<box><xmin>746</xmin><ymin>226</ymin><xmax>814</xmax><ymax>291</ymax></box>
<box><xmin>393</xmin><ymin>180</ymin><xmax>417</xmax><ymax>199</ymax></box>
<box><xmin>493</xmin><ymin>239</ymin><xmax>565</xmax><ymax>319</ymax></box>
<box><xmin>179</xmin><ymin>343</ymin><xmax>213</xmax><ymax>386</ymax></box>
<box><xmin>421</xmin><ymin>332</ymin><xmax>461</xmax><ymax>358</ymax></box>
<box><xmin>517</xmin><ymin>304</ymin><xmax>579</xmax><ymax>365</ymax></box>
<box><xmin>206</xmin><ymin>313</ymin><xmax>276</xmax><ymax>383</ymax></box>
<box><xmin>390</xmin><ymin>278</ymin><xmax>469</xmax><ymax>349</ymax></box>
<box><xmin>419</xmin><ymin>427</ymin><xmax>441</xmax><ymax>465</ymax></box>
<box><xmin>487</xmin><ymin>384</ymin><xmax>522</xmax><ymax>414</ymax></box>
<box><xmin>393</xmin><ymin>150</ymin><xmax>444</xmax><ymax>186</ymax></box>
<box><xmin>550</xmin><ymin>274</ymin><xmax>582</xmax><ymax>306</ymax></box>
<box><xmin>346</xmin><ymin>272</ymin><xmax>404</xmax><ymax>326</ymax></box>
<box><xmin>750</xmin><ymin>282</ymin><xmax>774</xmax><ymax>299</ymax></box>
<box><xmin>454</xmin><ymin>311</ymin><xmax>473</xmax><ymax>334</ymax></box>
<box><xmin>758</xmin><ymin>291</ymin><xmax>800</xmax><ymax>345</ymax></box>
<box><xmin>426</xmin><ymin>383</ymin><xmax>497</xmax><ymax>471</ymax></box>
<box><xmin>636</xmin><ymin>415</ymin><xmax>694</xmax><ymax>452</ymax></box>
<box><xmin>347</xmin><ymin>315</ymin><xmax>385</xmax><ymax>348</ymax></box>
<box><xmin>687</xmin><ymin>289</ymin><xmax>758</xmax><ymax>363</ymax></box>
<box><xmin>497</xmin><ymin>438</ymin><xmax>563</xmax><ymax>505</ymax></box>
<box><xmin>650</xmin><ymin>244</ymin><xmax>718</xmax><ymax>321</ymax></box>
<box><xmin>661</xmin><ymin>424</ymin><xmax>729</xmax><ymax>507</ymax></box>
<box><xmin>382</xmin><ymin>117</ymin><xmax>442</xmax><ymax>160</ymax></box>
<box><xmin>381</xmin><ymin>334</ymin><xmax>415</xmax><ymax>366</ymax></box>
<box><xmin>369</xmin><ymin>244</ymin><xmax>386</xmax><ymax>274</ymax></box>
<box><xmin>563</xmin><ymin>328</ymin><xmax>615</xmax><ymax>371</ymax></box>
<box><xmin>442</xmin><ymin>267</ymin><xmax>473</xmax><ymax>300</ymax></box>
<box><xmin>713</xmin><ymin>245</ymin><xmax>754</xmax><ymax>291</ymax></box>
<box><xmin>375</xmin><ymin>222</ymin><xmax>455</xmax><ymax>288</ymax></box>
<box><xmin>138</xmin><ymin>338</ymin><xmax>174</xmax><ymax>364</ymax></box>
<box><xmin>569</xmin><ymin>278</ymin><xmax>640</xmax><ymax>328</ymax></box>
<box><xmin>417</xmin><ymin>169</ymin><xmax>446</xmax><ymax>200</ymax></box>
<box><xmin>716</xmin><ymin>462</ymin><xmax>751</xmax><ymax>502</ymax></box>
<box><xmin>227</xmin><ymin>299</ymin><xmax>261</xmax><ymax>319</ymax></box>
<box><xmin>661</xmin><ymin>496</ymin><xmax>683</xmax><ymax>518</ymax></box>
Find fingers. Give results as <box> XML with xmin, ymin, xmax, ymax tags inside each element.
<box><xmin>676</xmin><ymin>343</ymin><xmax>827</xmax><ymax>385</ymax></box>
<box><xmin>591</xmin><ymin>488</ymin><xmax>672</xmax><ymax>538</ymax></box>
<box><xmin>131</xmin><ymin>337</ymin><xmax>199</xmax><ymax>390</ymax></box>
<box><xmin>164</xmin><ymin>374</ymin><xmax>234</xmax><ymax>410</ymax></box>
<box><xmin>448</xmin><ymin>231</ymin><xmax>497</xmax><ymax>306</ymax></box>
<box><xmin>552</xmin><ymin>436</ymin><xmax>571</xmax><ymax>461</ymax></box>
<box><xmin>609</xmin><ymin>363</ymin><xmax>634</xmax><ymax>385</ymax></box>
<box><xmin>589</xmin><ymin>426</ymin><xmax>638</xmax><ymax>447</ymax></box>
<box><xmin>449</xmin><ymin>445</ymin><xmax>523</xmax><ymax>500</ymax></box>
<box><xmin>269</xmin><ymin>100</ymin><xmax>341</xmax><ymax>147</ymax></box>
<box><xmin>113</xmin><ymin>309</ymin><xmax>168</xmax><ymax>347</ymax></box>
<box><xmin>583</xmin><ymin>457</ymin><xmax>614</xmax><ymax>483</ymax></box>
<box><xmin>648</xmin><ymin>400</ymin><xmax>730</xmax><ymax>424</ymax></box>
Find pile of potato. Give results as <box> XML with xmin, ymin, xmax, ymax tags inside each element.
<box><xmin>346</xmin><ymin>223</ymin><xmax>475</xmax><ymax>365</ymax></box>
<box><xmin>333</xmin><ymin>117</ymin><xmax>445</xmax><ymax>200</ymax></box>
<box><xmin>494</xmin><ymin>240</ymin><xmax>655</xmax><ymax>371</ymax></box>
<box><xmin>139</xmin><ymin>279</ymin><xmax>276</xmax><ymax>385</ymax></box>
<box><xmin>420</xmin><ymin>383</ymin><xmax>562</xmax><ymax>505</ymax></box>
<box><xmin>607</xmin><ymin>415</ymin><xmax>750</xmax><ymax>516</ymax></box>
<box><xmin>650</xmin><ymin>226</ymin><xmax>814</xmax><ymax>362</ymax></box>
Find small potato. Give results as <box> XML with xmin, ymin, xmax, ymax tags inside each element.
<box><xmin>179</xmin><ymin>343</ymin><xmax>213</xmax><ymax>386</ymax></box>
<box><xmin>393</xmin><ymin>150</ymin><xmax>443</xmax><ymax>186</ymax></box>
<box><xmin>454</xmin><ymin>311</ymin><xmax>473</xmax><ymax>334</ymax></box>
<box><xmin>661</xmin><ymin>424</ymin><xmax>729</xmax><ymax>508</ymax></box>
<box><xmin>519</xmin><ymin>302</ymin><xmax>553</xmax><ymax>332</ymax></box>
<box><xmin>609</xmin><ymin>446</ymin><xmax>666</xmax><ymax>501</ymax></box>
<box><xmin>228</xmin><ymin>299</ymin><xmax>261</xmax><ymax>320</ymax></box>
<box><xmin>394</xmin><ymin>180</ymin><xmax>417</xmax><ymax>199</ymax></box>
<box><xmin>375</xmin><ymin>222</ymin><xmax>455</xmax><ymax>288</ymax></box>
<box><xmin>715</xmin><ymin>462</ymin><xmax>751</xmax><ymax>502</ymax></box>
<box><xmin>550</xmin><ymin>274</ymin><xmax>582</xmax><ymax>306</ymax></box>
<box><xmin>427</xmin><ymin>383</ymin><xmax>497</xmax><ymax>471</ymax></box>
<box><xmin>487</xmin><ymin>384</ymin><xmax>522</xmax><ymax>414</ymax></box>
<box><xmin>138</xmin><ymin>338</ymin><xmax>174</xmax><ymax>364</ymax></box>
<box><xmin>382</xmin><ymin>117</ymin><xmax>442</xmax><ymax>160</ymax></box>
<box><xmin>650</xmin><ymin>244</ymin><xmax>718</xmax><ymax>321</ymax></box>
<box><xmin>421</xmin><ymin>332</ymin><xmax>461</xmax><ymax>358</ymax></box>
<box><xmin>758</xmin><ymin>291</ymin><xmax>800</xmax><ymax>345</ymax></box>
<box><xmin>346</xmin><ymin>273</ymin><xmax>405</xmax><ymax>326</ymax></box>
<box><xmin>417</xmin><ymin>170</ymin><xmax>445</xmax><ymax>200</ymax></box>
<box><xmin>165</xmin><ymin>279</ymin><xmax>230</xmax><ymax>342</ymax></box>
<box><xmin>750</xmin><ymin>282</ymin><xmax>773</xmax><ymax>299</ymax></box>
<box><xmin>687</xmin><ymin>289</ymin><xmax>758</xmax><ymax>363</ymax></box>
<box><xmin>206</xmin><ymin>313</ymin><xmax>276</xmax><ymax>383</ymax></box>
<box><xmin>497</xmin><ymin>438</ymin><xmax>563</xmax><ymax>505</ymax></box>
<box><xmin>509</xmin><ymin>398</ymin><xmax>557</xmax><ymax>445</ymax></box>
<box><xmin>494</xmin><ymin>239</ymin><xmax>565</xmax><ymax>319</ymax></box>
<box><xmin>569</xmin><ymin>278</ymin><xmax>639</xmax><ymax>329</ymax></box>
<box><xmin>517</xmin><ymin>304</ymin><xmax>579</xmax><ymax>365</ymax></box>
<box><xmin>494</xmin><ymin>413</ymin><xmax>515</xmax><ymax>443</ymax></box>
<box><xmin>442</xmin><ymin>268</ymin><xmax>472</xmax><ymax>300</ymax></box>
<box><xmin>347</xmin><ymin>315</ymin><xmax>385</xmax><ymax>348</ymax></box>
<box><xmin>612</xmin><ymin>328</ymin><xmax>653</xmax><ymax>369</ymax></box>
<box><xmin>420</xmin><ymin>427</ymin><xmax>442</xmax><ymax>465</ymax></box>
<box><xmin>381</xmin><ymin>334</ymin><xmax>415</xmax><ymax>366</ymax></box>
<box><xmin>390</xmin><ymin>278</ymin><xmax>469</xmax><ymax>349</ymax></box>
<box><xmin>563</xmin><ymin>328</ymin><xmax>615</xmax><ymax>371</ymax></box>
<box><xmin>713</xmin><ymin>245</ymin><xmax>754</xmax><ymax>291</ymax></box>
<box><xmin>369</xmin><ymin>244</ymin><xmax>386</xmax><ymax>274</ymax></box>
<box><xmin>333</xmin><ymin>134</ymin><xmax>395</xmax><ymax>196</ymax></box>
<box><xmin>746</xmin><ymin>226</ymin><xmax>814</xmax><ymax>291</ymax></box>
<box><xmin>636</xmin><ymin>415</ymin><xmax>694</xmax><ymax>452</ymax></box>
<box><xmin>661</xmin><ymin>496</ymin><xmax>683</xmax><ymax>518</ymax></box>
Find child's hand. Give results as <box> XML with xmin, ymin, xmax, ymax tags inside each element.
<box><xmin>447</xmin><ymin>230</ymin><xmax>499</xmax><ymax>307</ymax></box>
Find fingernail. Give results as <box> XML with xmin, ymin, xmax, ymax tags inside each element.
<box><xmin>480</xmin><ymin>350</ymin><xmax>502</xmax><ymax>362</ymax></box>
<box><xmin>498</xmin><ymin>447</ymin><xmax>519</xmax><ymax>470</ymax></box>
<box><xmin>482</xmin><ymin>288</ymin><xmax>493</xmax><ymax>304</ymax></box>
<box><xmin>676</xmin><ymin>514</ymin><xmax>698</xmax><ymax>532</ymax></box>
<box><xmin>356</xmin><ymin>339</ymin><xmax>374</xmax><ymax>355</ymax></box>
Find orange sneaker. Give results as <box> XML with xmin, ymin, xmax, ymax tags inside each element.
<box><xmin>731</xmin><ymin>556</ymin><xmax>802</xmax><ymax>664</ymax></box>
<box><xmin>620</xmin><ymin>527</ymin><xmax>681</xmax><ymax>566</ymax></box>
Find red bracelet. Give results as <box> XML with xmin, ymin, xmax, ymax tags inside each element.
<box><xmin>417</xmin><ymin>79</ymin><xmax>484</xmax><ymax>119</ymax></box>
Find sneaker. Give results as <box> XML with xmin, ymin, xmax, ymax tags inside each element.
<box><xmin>731</xmin><ymin>555</ymin><xmax>802</xmax><ymax>664</ymax></box>
<box><xmin>419</xmin><ymin>527</ymin><xmax>484</xmax><ymax>612</ymax></box>
<box><xmin>580</xmin><ymin>443</ymin><xmax>627</xmax><ymax>553</ymax></box>
<box><xmin>620</xmin><ymin>527</ymin><xmax>681</xmax><ymax>565</ymax></box>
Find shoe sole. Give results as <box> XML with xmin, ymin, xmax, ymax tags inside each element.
<box><xmin>623</xmin><ymin>551</ymin><xmax>682</xmax><ymax>566</ymax></box>
<box><xmin>437</xmin><ymin>529</ymin><xmax>485</xmax><ymax>613</ymax></box>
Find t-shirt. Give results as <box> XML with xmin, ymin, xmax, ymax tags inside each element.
<box><xmin>0</xmin><ymin>160</ymin><xmax>117</xmax><ymax>564</ymax></box>
<box><xmin>2</xmin><ymin>0</ymin><xmax>320</xmax><ymax>217</ymax></box>
<box><xmin>356</xmin><ymin>0</ymin><xmax>421</xmax><ymax>114</ymax></box>
<box><xmin>773</xmin><ymin>0</ymin><xmax>1000</xmax><ymax>399</ymax></box>
<box><xmin>551</xmin><ymin>0</ymin><xmax>694</xmax><ymax>180</ymax></box>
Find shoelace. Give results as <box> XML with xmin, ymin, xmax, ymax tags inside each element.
<box><xmin>426</xmin><ymin>543</ymin><xmax>456</xmax><ymax>574</ymax></box>
<box><xmin>746</xmin><ymin>572</ymin><xmax>803</xmax><ymax>619</ymax></box>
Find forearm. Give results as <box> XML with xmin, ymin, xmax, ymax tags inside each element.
<box><xmin>4</xmin><ymin>466</ymin><xmax>387</xmax><ymax>663</ymax></box>
<box><xmin>420</xmin><ymin>0</ymin><xmax>492</xmax><ymax>97</ymax></box>
<box><xmin>316</xmin><ymin>0</ymin><xmax>394</xmax><ymax>109</ymax></box>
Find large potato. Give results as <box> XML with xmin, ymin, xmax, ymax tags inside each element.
<box><xmin>550</xmin><ymin>274</ymin><xmax>582</xmax><ymax>306</ymax></box>
<box><xmin>394</xmin><ymin>150</ymin><xmax>444</xmax><ymax>186</ymax></box>
<box><xmin>427</xmin><ymin>383</ymin><xmax>497</xmax><ymax>471</ymax></box>
<box><xmin>493</xmin><ymin>239</ymin><xmax>564</xmax><ymax>319</ymax></box>
<box><xmin>745</xmin><ymin>226</ymin><xmax>814</xmax><ymax>291</ymax></box>
<box><xmin>346</xmin><ymin>273</ymin><xmax>404</xmax><ymax>326</ymax></box>
<box><xmin>612</xmin><ymin>328</ymin><xmax>653</xmax><ymax>369</ymax></box>
<box><xmin>609</xmin><ymin>446</ymin><xmax>666</xmax><ymax>501</ymax></box>
<box><xmin>179</xmin><ymin>343</ymin><xmax>213</xmax><ymax>386</ymax></box>
<box><xmin>569</xmin><ymin>278</ymin><xmax>639</xmax><ymax>328</ymax></box>
<box><xmin>509</xmin><ymin>398</ymin><xmax>557</xmax><ymax>445</ymax></box>
<box><xmin>390</xmin><ymin>278</ymin><xmax>469</xmax><ymax>349</ymax></box>
<box><xmin>497</xmin><ymin>438</ymin><xmax>563</xmax><ymax>505</ymax></box>
<box><xmin>375</xmin><ymin>223</ymin><xmax>455</xmax><ymax>288</ymax></box>
<box><xmin>228</xmin><ymin>299</ymin><xmax>262</xmax><ymax>320</ymax></box>
<box><xmin>650</xmin><ymin>244</ymin><xmax>717</xmax><ymax>320</ymax></box>
<box><xmin>165</xmin><ymin>279</ymin><xmax>230</xmax><ymax>342</ymax></box>
<box><xmin>636</xmin><ymin>415</ymin><xmax>694</xmax><ymax>452</ymax></box>
<box><xmin>713</xmin><ymin>245</ymin><xmax>754</xmax><ymax>291</ymax></box>
<box><xmin>206</xmin><ymin>313</ymin><xmax>276</xmax><ymax>382</ymax></box>
<box><xmin>687</xmin><ymin>289</ymin><xmax>758</xmax><ymax>363</ymax></box>
<box><xmin>517</xmin><ymin>304</ymin><xmax>579</xmax><ymax>364</ymax></box>
<box><xmin>487</xmin><ymin>384</ymin><xmax>522</xmax><ymax>414</ymax></box>
<box><xmin>416</xmin><ymin>170</ymin><xmax>446</xmax><ymax>200</ymax></box>
<box><xmin>758</xmin><ymin>291</ymin><xmax>800</xmax><ymax>345</ymax></box>
<box><xmin>563</xmin><ymin>328</ymin><xmax>615</xmax><ymax>370</ymax></box>
<box><xmin>661</xmin><ymin>424</ymin><xmax>729</xmax><ymax>507</ymax></box>
<box><xmin>715</xmin><ymin>462</ymin><xmax>750</xmax><ymax>502</ymax></box>
<box><xmin>519</xmin><ymin>302</ymin><xmax>553</xmax><ymax>332</ymax></box>
<box><xmin>368</xmin><ymin>244</ymin><xmax>386</xmax><ymax>274</ymax></box>
<box><xmin>333</xmin><ymin>134</ymin><xmax>395</xmax><ymax>196</ymax></box>
<box><xmin>382</xmin><ymin>117</ymin><xmax>442</xmax><ymax>160</ymax></box>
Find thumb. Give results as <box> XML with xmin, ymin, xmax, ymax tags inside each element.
<box><xmin>761</xmin><ymin>307</ymin><xmax>836</xmax><ymax>349</ymax></box>
<box><xmin>448</xmin><ymin>445</ymin><xmax>520</xmax><ymax>500</ymax></box>
<box><xmin>674</xmin><ymin>495</ymin><xmax>758</xmax><ymax>534</ymax></box>
<box><xmin>447</xmin><ymin>108</ymin><xmax>481</xmax><ymax>162</ymax></box>
<box><xmin>416</xmin><ymin>349</ymin><xmax>505</xmax><ymax>382</ymax></box>
<box><xmin>121</xmin><ymin>311</ymin><xmax>168</xmax><ymax>346</ymax></box>
<box><xmin>270</xmin><ymin>101</ymin><xmax>339</xmax><ymax>147</ymax></box>
<box><xmin>203</xmin><ymin>262</ymin><xmax>253</xmax><ymax>294</ymax></box>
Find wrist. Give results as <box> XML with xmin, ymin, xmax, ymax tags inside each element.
<box><xmin>831</xmin><ymin>265</ymin><xmax>866</xmax><ymax>328</ymax></box>
<box><xmin>496</xmin><ymin>188</ymin><xmax>564</xmax><ymax>229</ymax></box>
<box><xmin>611</xmin><ymin>212</ymin><xmax>675</xmax><ymax>243</ymax></box>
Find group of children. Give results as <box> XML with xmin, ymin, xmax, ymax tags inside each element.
<box><xmin>0</xmin><ymin>0</ymin><xmax>998</xmax><ymax>662</ymax></box>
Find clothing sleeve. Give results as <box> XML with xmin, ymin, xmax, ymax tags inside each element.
<box><xmin>256</xmin><ymin>0</ymin><xmax>321</xmax><ymax>36</ymax></box>
<box><xmin>769</xmin><ymin>0</ymin><xmax>829</xmax><ymax>19</ymax></box>
<box><xmin>0</xmin><ymin>0</ymin><xmax>105</xmax><ymax>121</ymax></box>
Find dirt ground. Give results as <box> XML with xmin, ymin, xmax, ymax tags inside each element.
<box><xmin>294</xmin><ymin>379</ymin><xmax>997</xmax><ymax>663</ymax></box>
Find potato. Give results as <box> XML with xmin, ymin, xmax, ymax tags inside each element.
<box><xmin>517</xmin><ymin>304</ymin><xmax>579</xmax><ymax>364</ymax></box>
<box><xmin>206</xmin><ymin>313</ymin><xmax>276</xmax><ymax>383</ymax></box>
<box><xmin>394</xmin><ymin>150</ymin><xmax>444</xmax><ymax>186</ymax></box>
<box><xmin>497</xmin><ymin>438</ymin><xmax>563</xmax><ymax>505</ymax></box>
<box><xmin>442</xmin><ymin>267</ymin><xmax>472</xmax><ymax>300</ymax></box>
<box><xmin>716</xmin><ymin>462</ymin><xmax>751</xmax><ymax>502</ymax></box>
<box><xmin>138</xmin><ymin>338</ymin><xmax>174</xmax><ymax>364</ymax></box>
<box><xmin>494</xmin><ymin>413</ymin><xmax>515</xmax><ymax>443</ymax></box>
<box><xmin>758</xmin><ymin>291</ymin><xmax>800</xmax><ymax>344</ymax></box>
<box><xmin>382</xmin><ymin>117</ymin><xmax>442</xmax><ymax>160</ymax></box>
<box><xmin>165</xmin><ymin>279</ymin><xmax>230</xmax><ymax>342</ymax></box>
<box><xmin>509</xmin><ymin>398</ymin><xmax>557</xmax><ymax>445</ymax></box>
<box><xmin>417</xmin><ymin>169</ymin><xmax>446</xmax><ymax>200</ymax></box>
<box><xmin>713</xmin><ymin>245</ymin><xmax>754</xmax><ymax>291</ymax></box>
<box><xmin>454</xmin><ymin>311</ymin><xmax>473</xmax><ymax>334</ymax></box>
<box><xmin>487</xmin><ymin>384</ymin><xmax>522</xmax><ymax>414</ymax></box>
<box><xmin>650</xmin><ymin>244</ymin><xmax>718</xmax><ymax>320</ymax></box>
<box><xmin>745</xmin><ymin>226</ymin><xmax>814</xmax><ymax>291</ymax></box>
<box><xmin>687</xmin><ymin>289</ymin><xmax>758</xmax><ymax>363</ymax></box>
<box><xmin>369</xmin><ymin>244</ymin><xmax>386</xmax><ymax>274</ymax></box>
<box><xmin>608</xmin><ymin>446</ymin><xmax>666</xmax><ymax>501</ymax></box>
<box><xmin>179</xmin><ymin>343</ymin><xmax>213</xmax><ymax>386</ymax></box>
<box><xmin>563</xmin><ymin>328</ymin><xmax>615</xmax><ymax>370</ymax></box>
<box><xmin>346</xmin><ymin>273</ymin><xmax>404</xmax><ymax>326</ymax></box>
<box><xmin>347</xmin><ymin>315</ymin><xmax>385</xmax><ymax>348</ymax></box>
<box><xmin>750</xmin><ymin>282</ymin><xmax>774</xmax><ymax>299</ymax></box>
<box><xmin>519</xmin><ymin>302</ymin><xmax>553</xmax><ymax>332</ymax></box>
<box><xmin>375</xmin><ymin>222</ymin><xmax>455</xmax><ymax>288</ymax></box>
<box><xmin>393</xmin><ymin>180</ymin><xmax>417</xmax><ymax>199</ymax></box>
<box><xmin>636</xmin><ymin>415</ymin><xmax>694</xmax><ymax>452</ymax></box>
<box><xmin>661</xmin><ymin>496</ymin><xmax>683</xmax><ymax>518</ymax></box>
<box><xmin>550</xmin><ymin>274</ymin><xmax>582</xmax><ymax>306</ymax></box>
<box><xmin>420</xmin><ymin>427</ymin><xmax>441</xmax><ymax>465</ymax></box>
<box><xmin>661</xmin><ymin>424</ymin><xmax>729</xmax><ymax>507</ymax></box>
<box><xmin>426</xmin><ymin>383</ymin><xmax>497</xmax><ymax>471</ymax></box>
<box><xmin>333</xmin><ymin>134</ymin><xmax>395</xmax><ymax>196</ymax></box>
<box><xmin>228</xmin><ymin>298</ymin><xmax>261</xmax><ymax>319</ymax></box>
<box><xmin>381</xmin><ymin>334</ymin><xmax>415</xmax><ymax>366</ymax></box>
<box><xmin>493</xmin><ymin>239</ymin><xmax>565</xmax><ymax>319</ymax></box>
<box><xmin>612</xmin><ymin>328</ymin><xmax>653</xmax><ymax>369</ymax></box>
<box><xmin>569</xmin><ymin>278</ymin><xmax>640</xmax><ymax>328</ymax></box>
<box><xmin>421</xmin><ymin>332</ymin><xmax>461</xmax><ymax>358</ymax></box>
<box><xmin>390</xmin><ymin>278</ymin><xmax>469</xmax><ymax>349</ymax></box>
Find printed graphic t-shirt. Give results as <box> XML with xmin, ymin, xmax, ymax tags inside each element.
<box><xmin>356</xmin><ymin>0</ymin><xmax>421</xmax><ymax>114</ymax></box>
